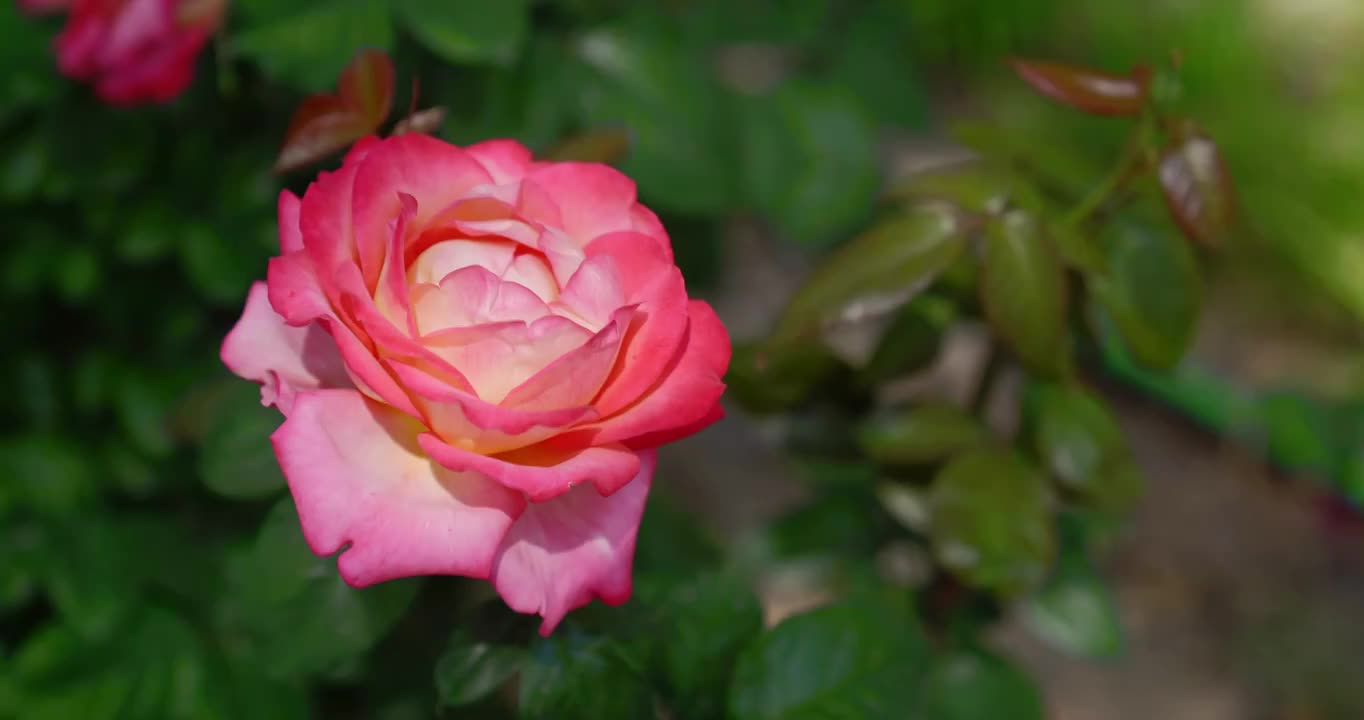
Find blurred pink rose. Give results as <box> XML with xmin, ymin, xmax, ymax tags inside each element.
<box><xmin>20</xmin><ymin>0</ymin><xmax>222</xmax><ymax>104</ymax></box>
<box><xmin>222</xmin><ymin>135</ymin><xmax>730</xmax><ymax>633</ymax></box>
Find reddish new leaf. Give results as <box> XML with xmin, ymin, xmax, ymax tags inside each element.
<box><xmin>275</xmin><ymin>96</ymin><xmax>372</xmax><ymax>173</ymax></box>
<box><xmin>1158</xmin><ymin>120</ymin><xmax>1236</xmax><ymax>248</ymax></box>
<box><xmin>393</xmin><ymin>107</ymin><xmax>448</xmax><ymax>136</ymax></box>
<box><xmin>274</xmin><ymin>49</ymin><xmax>397</xmax><ymax>174</ymax></box>
<box><xmin>1010</xmin><ymin>59</ymin><xmax>1152</xmax><ymax>117</ymax></box>
<box><xmin>338</xmin><ymin>49</ymin><xmax>395</xmax><ymax>129</ymax></box>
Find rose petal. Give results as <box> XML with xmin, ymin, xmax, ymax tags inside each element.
<box><xmin>266</xmin><ymin>251</ymin><xmax>333</xmax><ymax>327</ymax></box>
<box><xmin>450</xmin><ymin>217</ymin><xmax>542</xmax><ymax>249</ymax></box>
<box><xmin>101</xmin><ymin>0</ymin><xmax>171</xmax><ymax>63</ymax></box>
<box><xmin>278</xmin><ymin>190</ymin><xmax>304</xmax><ymax>254</ymax></box>
<box><xmin>491</xmin><ymin>450</ymin><xmax>655</xmax><ymax>635</ymax></box>
<box><xmin>502</xmin><ymin>306</ymin><xmax>633</xmax><ymax>412</ymax></box>
<box><xmin>582</xmin><ymin>232</ymin><xmax>690</xmax><ymax>417</ymax></box>
<box><xmin>418</xmin><ymin>433</ymin><xmax>641</xmax><ymax>502</ymax></box>
<box><xmin>93</xmin><ymin>27</ymin><xmax>207</xmax><ymax>105</ymax></box>
<box><xmin>389</xmin><ymin>360</ymin><xmax>596</xmax><ymax>454</ymax></box>
<box><xmin>222</xmin><ymin>282</ymin><xmax>351</xmax><ymax>414</ymax></box>
<box><xmin>344</xmin><ymin>135</ymin><xmax>383</xmax><ymax>165</ymax></box>
<box><xmin>299</xmin><ymin>155</ymin><xmax>366</xmax><ymax>305</ymax></box>
<box><xmin>553</xmin><ymin>254</ymin><xmax>625</xmax><ymax>331</ymax></box>
<box><xmin>273</xmin><ymin>389</ymin><xmax>525</xmax><ymax>586</ymax></box>
<box><xmin>410</xmin><ymin>265</ymin><xmax>551</xmax><ymax>335</ymax></box>
<box><xmin>374</xmin><ymin>192</ymin><xmax>418</xmax><ymax>333</ymax></box>
<box><xmin>334</xmin><ymin>261</ymin><xmax>479</xmax><ymax>396</ymax></box>
<box><xmin>351</xmin><ymin>134</ymin><xmax>493</xmax><ymax>290</ymax></box>
<box><xmin>267</xmin><ymin>253</ymin><xmax>422</xmax><ymax>417</ymax></box>
<box><xmin>628</xmin><ymin>204</ymin><xmax>673</xmax><ymax>261</ymax></box>
<box><xmin>406</xmin><ymin>191</ymin><xmax>524</xmax><ymax>261</ymax></box>
<box><xmin>467</xmin><ymin>139</ymin><xmax>534</xmax><ymax>185</ymax></box>
<box><xmin>421</xmin><ymin>314</ymin><xmax>592</xmax><ymax>403</ymax></box>
<box><xmin>626</xmin><ymin>402</ymin><xmax>725</xmax><ymax>449</ymax></box>
<box><xmin>536</xmin><ymin>227</ymin><xmax>587</xmax><ymax>289</ymax></box>
<box><xmin>523</xmin><ymin>162</ymin><xmax>641</xmax><ymax>248</ymax></box>
<box><xmin>408</xmin><ymin>238</ymin><xmax>518</xmax><ymax>286</ymax></box>
<box><xmin>501</xmin><ymin>254</ymin><xmax>559</xmax><ymax>303</ymax></box>
<box><xmin>559</xmin><ymin>300</ymin><xmax>729</xmax><ymax>448</ymax></box>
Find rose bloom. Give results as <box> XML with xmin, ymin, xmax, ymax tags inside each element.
<box><xmin>18</xmin><ymin>0</ymin><xmax>222</xmax><ymax>105</ymax></box>
<box><xmin>221</xmin><ymin>135</ymin><xmax>730</xmax><ymax>633</ymax></box>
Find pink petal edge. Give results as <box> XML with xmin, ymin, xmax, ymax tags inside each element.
<box><xmin>491</xmin><ymin>449</ymin><xmax>655</xmax><ymax>635</ymax></box>
<box><xmin>272</xmin><ymin>389</ymin><xmax>526</xmax><ymax>586</ymax></box>
<box><xmin>221</xmin><ymin>281</ymin><xmax>350</xmax><ymax>414</ymax></box>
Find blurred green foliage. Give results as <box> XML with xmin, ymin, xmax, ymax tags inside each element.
<box><xmin>1</xmin><ymin>0</ymin><xmax>1360</xmax><ymax>718</ymax></box>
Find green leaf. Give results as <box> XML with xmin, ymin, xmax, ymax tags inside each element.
<box><xmin>14</xmin><ymin>353</ymin><xmax>58</xmax><ymax>431</ymax></box>
<box><xmin>741</xmin><ymin>81</ymin><xmax>880</xmax><ymax>248</ymax></box>
<box><xmin>518</xmin><ymin>626</ymin><xmax>655</xmax><ymax>720</ymax></box>
<box><xmin>916</xmin><ymin>646</ymin><xmax>1045</xmax><ymax>720</ymax></box>
<box><xmin>434</xmin><ymin>629</ymin><xmax>526</xmax><ymax>708</ymax></box>
<box><xmin>0</xmin><ymin>520</ymin><xmax>41</xmax><ymax>611</ymax></box>
<box><xmin>1259</xmin><ymin>391</ymin><xmax>1337</xmax><ymax>478</ymax></box>
<box><xmin>773</xmin><ymin>202</ymin><xmax>967</xmax><ymax>342</ymax></box>
<box><xmin>0</xmin><ymin>128</ymin><xmax>49</xmax><ymax>203</ymax></box>
<box><xmin>859</xmin><ymin>295</ymin><xmax>955</xmax><ymax>385</ymax></box>
<box><xmin>0</xmin><ymin>435</ymin><xmax>95</xmax><ymax>517</ymax></box>
<box><xmin>726</xmin><ymin>340</ymin><xmax>849</xmax><ymax>414</ymax></box>
<box><xmin>573</xmin><ymin>16</ymin><xmax>735</xmax><ymax>214</ymax></box>
<box><xmin>824</xmin><ymin>3</ymin><xmax>929</xmax><ymax>129</ymax></box>
<box><xmin>793</xmin><ymin>459</ymin><xmax>880</xmax><ymax>492</ymax></box>
<box><xmin>1028</xmin><ymin>383</ymin><xmax>1145</xmax><ymax>515</ymax></box>
<box><xmin>8</xmin><ymin>610</ymin><xmax>205</xmax><ymax>719</ymax></box>
<box><xmin>40</xmin><ymin>518</ymin><xmax>155</xmax><ymax>642</ymax></box>
<box><xmin>1081</xmin><ymin>457</ymin><xmax>1146</xmax><ymax>516</ymax></box>
<box><xmin>9</xmin><ymin>609</ymin><xmax>309</xmax><ymax>720</ymax></box>
<box><xmin>633</xmin><ymin>493</ymin><xmax>723</xmax><ymax>575</ymax></box>
<box><xmin>876</xmin><ymin>482</ymin><xmax>932</xmax><ymax>534</ymax></box>
<box><xmin>113</xmin><ymin>369</ymin><xmax>175</xmax><ymax>458</ymax></box>
<box><xmin>54</xmin><ymin>244</ymin><xmax>98</xmax><ymax>304</ymax></box>
<box><xmin>217</xmin><ymin>499</ymin><xmax>419</xmax><ymax>680</ymax></box>
<box><xmin>1021</xmin><ymin>524</ymin><xmax>1124</xmax><ymax>659</ymax></box>
<box><xmin>634</xmin><ymin>571</ymin><xmax>764</xmax><ymax>719</ymax></box>
<box><xmin>395</xmin><ymin>0</ymin><xmax>528</xmax><ymax>66</ymax></box>
<box><xmin>761</xmin><ymin>493</ymin><xmax>888</xmax><ymax>562</ymax></box>
<box><xmin>1031</xmin><ymin>382</ymin><xmax>1122</xmax><ymax>490</ymax></box>
<box><xmin>1090</xmin><ymin>220</ymin><xmax>1201</xmax><ymax>370</ymax></box>
<box><xmin>0</xmin><ymin>2</ymin><xmax>60</xmax><ymax>116</ymax></box>
<box><xmin>929</xmin><ymin>448</ymin><xmax>1055</xmax><ymax>595</ymax></box>
<box><xmin>5</xmin><ymin>221</ymin><xmax>59</xmax><ymax>296</ymax></box>
<box><xmin>200</xmin><ymin>381</ymin><xmax>287</xmax><ymax>501</ymax></box>
<box><xmin>729</xmin><ymin>598</ymin><xmax>930</xmax><ymax>719</ymax></box>
<box><xmin>980</xmin><ymin>210</ymin><xmax>1070</xmax><ymax>378</ymax></box>
<box><xmin>233</xmin><ymin>0</ymin><xmax>394</xmax><ymax>91</ymax></box>
<box><xmin>858</xmin><ymin>402</ymin><xmax>986</xmax><ymax>466</ymax></box>
<box><xmin>116</xmin><ymin>203</ymin><xmax>176</xmax><ymax>264</ymax></box>
<box><xmin>179</xmin><ymin>221</ymin><xmax>260</xmax><ymax>306</ymax></box>
<box><xmin>681</xmin><ymin>0</ymin><xmax>832</xmax><ymax>45</ymax></box>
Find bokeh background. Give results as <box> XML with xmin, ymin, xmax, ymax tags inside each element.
<box><xmin>2</xmin><ymin>0</ymin><xmax>1363</xmax><ymax>718</ymax></box>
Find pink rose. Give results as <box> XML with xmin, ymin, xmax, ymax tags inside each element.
<box><xmin>221</xmin><ymin>135</ymin><xmax>730</xmax><ymax>633</ymax></box>
<box><xmin>26</xmin><ymin>0</ymin><xmax>222</xmax><ymax>105</ymax></box>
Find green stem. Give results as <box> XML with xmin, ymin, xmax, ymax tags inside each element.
<box><xmin>1058</xmin><ymin>115</ymin><xmax>1154</xmax><ymax>229</ymax></box>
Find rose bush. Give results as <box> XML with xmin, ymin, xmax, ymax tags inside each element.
<box><xmin>221</xmin><ymin>134</ymin><xmax>730</xmax><ymax>633</ymax></box>
<box><xmin>19</xmin><ymin>0</ymin><xmax>222</xmax><ymax>104</ymax></box>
